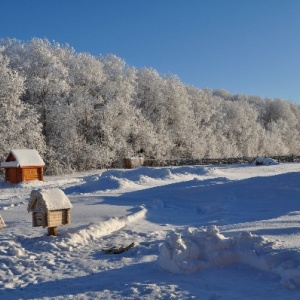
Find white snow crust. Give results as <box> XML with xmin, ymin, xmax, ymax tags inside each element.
<box><xmin>0</xmin><ymin>162</ymin><xmax>300</xmax><ymax>299</ymax></box>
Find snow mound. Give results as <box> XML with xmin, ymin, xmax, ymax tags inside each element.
<box><xmin>158</xmin><ymin>226</ymin><xmax>300</xmax><ymax>289</ymax></box>
<box><xmin>64</xmin><ymin>206</ymin><xmax>147</xmax><ymax>247</ymax></box>
<box><xmin>252</xmin><ymin>157</ymin><xmax>279</xmax><ymax>166</ymax></box>
<box><xmin>64</xmin><ymin>166</ymin><xmax>211</xmax><ymax>194</ymax></box>
<box><xmin>20</xmin><ymin>206</ymin><xmax>147</xmax><ymax>255</ymax></box>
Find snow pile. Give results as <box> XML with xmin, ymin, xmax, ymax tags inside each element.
<box><xmin>64</xmin><ymin>206</ymin><xmax>147</xmax><ymax>248</ymax></box>
<box><xmin>16</xmin><ymin>206</ymin><xmax>147</xmax><ymax>255</ymax></box>
<box><xmin>252</xmin><ymin>157</ymin><xmax>278</xmax><ymax>166</ymax></box>
<box><xmin>158</xmin><ymin>225</ymin><xmax>300</xmax><ymax>289</ymax></box>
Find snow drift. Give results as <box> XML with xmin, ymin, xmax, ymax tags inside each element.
<box><xmin>158</xmin><ymin>225</ymin><xmax>300</xmax><ymax>289</ymax></box>
<box><xmin>64</xmin><ymin>205</ymin><xmax>147</xmax><ymax>247</ymax></box>
<box><xmin>1</xmin><ymin>163</ymin><xmax>300</xmax><ymax>299</ymax></box>
<box><xmin>252</xmin><ymin>157</ymin><xmax>278</xmax><ymax>166</ymax></box>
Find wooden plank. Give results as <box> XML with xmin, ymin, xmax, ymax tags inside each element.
<box><xmin>48</xmin><ymin>227</ymin><xmax>58</xmax><ymax>236</ymax></box>
<box><xmin>0</xmin><ymin>215</ymin><xmax>6</xmax><ymax>229</ymax></box>
<box><xmin>102</xmin><ymin>242</ymin><xmax>135</xmax><ymax>254</ymax></box>
<box><xmin>47</xmin><ymin>210</ymin><xmax>64</xmax><ymax>227</ymax></box>
<box><xmin>65</xmin><ymin>209</ymin><xmax>71</xmax><ymax>224</ymax></box>
<box><xmin>38</xmin><ymin>168</ymin><xmax>44</xmax><ymax>181</ymax></box>
<box><xmin>23</xmin><ymin>168</ymin><xmax>39</xmax><ymax>181</ymax></box>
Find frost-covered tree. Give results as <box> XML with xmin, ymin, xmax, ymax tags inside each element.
<box><xmin>218</xmin><ymin>100</ymin><xmax>264</xmax><ymax>157</ymax></box>
<box><xmin>1</xmin><ymin>37</ymin><xmax>300</xmax><ymax>174</ymax></box>
<box><xmin>135</xmin><ymin>68</ymin><xmax>176</xmax><ymax>157</ymax></box>
<box><xmin>44</xmin><ymin>50</ymin><xmax>110</xmax><ymax>173</ymax></box>
<box><xmin>187</xmin><ymin>87</ymin><xmax>223</xmax><ymax>157</ymax></box>
<box><xmin>0</xmin><ymin>51</ymin><xmax>45</xmax><ymax>159</ymax></box>
<box><xmin>98</xmin><ymin>55</ymin><xmax>165</xmax><ymax>161</ymax></box>
<box><xmin>14</xmin><ymin>39</ymin><xmax>70</xmax><ymax>140</ymax></box>
<box><xmin>136</xmin><ymin>70</ymin><xmax>203</xmax><ymax>158</ymax></box>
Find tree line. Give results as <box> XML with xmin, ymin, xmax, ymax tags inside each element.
<box><xmin>1</xmin><ymin>38</ymin><xmax>299</xmax><ymax>174</ymax></box>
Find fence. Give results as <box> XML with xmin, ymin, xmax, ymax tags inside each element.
<box><xmin>143</xmin><ymin>155</ymin><xmax>300</xmax><ymax>167</ymax></box>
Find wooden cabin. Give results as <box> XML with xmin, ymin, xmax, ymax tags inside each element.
<box><xmin>28</xmin><ymin>188</ymin><xmax>72</xmax><ymax>236</ymax></box>
<box><xmin>1</xmin><ymin>149</ymin><xmax>45</xmax><ymax>183</ymax></box>
<box><xmin>123</xmin><ymin>157</ymin><xmax>144</xmax><ymax>169</ymax></box>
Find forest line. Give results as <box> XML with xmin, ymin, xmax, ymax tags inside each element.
<box><xmin>1</xmin><ymin>38</ymin><xmax>300</xmax><ymax>174</ymax></box>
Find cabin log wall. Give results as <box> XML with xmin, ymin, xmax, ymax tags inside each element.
<box><xmin>22</xmin><ymin>168</ymin><xmax>39</xmax><ymax>181</ymax></box>
<box><xmin>32</xmin><ymin>212</ymin><xmax>47</xmax><ymax>227</ymax></box>
<box><xmin>47</xmin><ymin>209</ymin><xmax>70</xmax><ymax>227</ymax></box>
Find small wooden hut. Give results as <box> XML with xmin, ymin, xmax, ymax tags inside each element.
<box><xmin>28</xmin><ymin>188</ymin><xmax>72</xmax><ymax>236</ymax></box>
<box><xmin>123</xmin><ymin>157</ymin><xmax>144</xmax><ymax>169</ymax></box>
<box><xmin>1</xmin><ymin>149</ymin><xmax>45</xmax><ymax>183</ymax></box>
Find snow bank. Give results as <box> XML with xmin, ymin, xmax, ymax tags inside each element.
<box><xmin>64</xmin><ymin>206</ymin><xmax>147</xmax><ymax>247</ymax></box>
<box><xmin>18</xmin><ymin>206</ymin><xmax>147</xmax><ymax>255</ymax></box>
<box><xmin>64</xmin><ymin>166</ymin><xmax>211</xmax><ymax>194</ymax></box>
<box><xmin>252</xmin><ymin>157</ymin><xmax>278</xmax><ymax>166</ymax></box>
<box><xmin>158</xmin><ymin>226</ymin><xmax>300</xmax><ymax>289</ymax></box>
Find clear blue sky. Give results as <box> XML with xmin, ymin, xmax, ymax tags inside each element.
<box><xmin>1</xmin><ymin>0</ymin><xmax>300</xmax><ymax>104</ymax></box>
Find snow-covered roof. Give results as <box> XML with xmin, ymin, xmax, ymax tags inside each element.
<box><xmin>1</xmin><ymin>149</ymin><xmax>45</xmax><ymax>168</ymax></box>
<box><xmin>28</xmin><ymin>188</ymin><xmax>73</xmax><ymax>212</ymax></box>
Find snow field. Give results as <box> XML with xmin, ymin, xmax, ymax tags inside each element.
<box><xmin>0</xmin><ymin>163</ymin><xmax>300</xmax><ymax>299</ymax></box>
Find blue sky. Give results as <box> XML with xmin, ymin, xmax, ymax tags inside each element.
<box><xmin>1</xmin><ymin>0</ymin><xmax>300</xmax><ymax>104</ymax></box>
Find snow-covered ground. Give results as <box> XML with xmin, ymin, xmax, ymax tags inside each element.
<box><xmin>1</xmin><ymin>162</ymin><xmax>300</xmax><ymax>299</ymax></box>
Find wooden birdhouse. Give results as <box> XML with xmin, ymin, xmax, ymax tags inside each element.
<box><xmin>1</xmin><ymin>149</ymin><xmax>45</xmax><ymax>183</ymax></box>
<box><xmin>28</xmin><ymin>188</ymin><xmax>72</xmax><ymax>236</ymax></box>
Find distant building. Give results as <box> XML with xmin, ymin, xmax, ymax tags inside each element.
<box><xmin>1</xmin><ymin>149</ymin><xmax>45</xmax><ymax>183</ymax></box>
<box><xmin>123</xmin><ymin>157</ymin><xmax>144</xmax><ymax>169</ymax></box>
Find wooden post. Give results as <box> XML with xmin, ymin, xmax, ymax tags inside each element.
<box><xmin>48</xmin><ymin>227</ymin><xmax>58</xmax><ymax>236</ymax></box>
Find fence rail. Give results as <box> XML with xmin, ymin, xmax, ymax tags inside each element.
<box><xmin>143</xmin><ymin>155</ymin><xmax>300</xmax><ymax>167</ymax></box>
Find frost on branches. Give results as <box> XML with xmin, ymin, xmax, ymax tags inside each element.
<box><xmin>1</xmin><ymin>38</ymin><xmax>300</xmax><ymax>174</ymax></box>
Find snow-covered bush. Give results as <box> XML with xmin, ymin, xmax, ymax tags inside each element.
<box><xmin>252</xmin><ymin>157</ymin><xmax>279</xmax><ymax>166</ymax></box>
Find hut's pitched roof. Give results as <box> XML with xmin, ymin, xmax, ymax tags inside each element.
<box><xmin>1</xmin><ymin>149</ymin><xmax>45</xmax><ymax>168</ymax></box>
<box><xmin>28</xmin><ymin>188</ymin><xmax>73</xmax><ymax>212</ymax></box>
